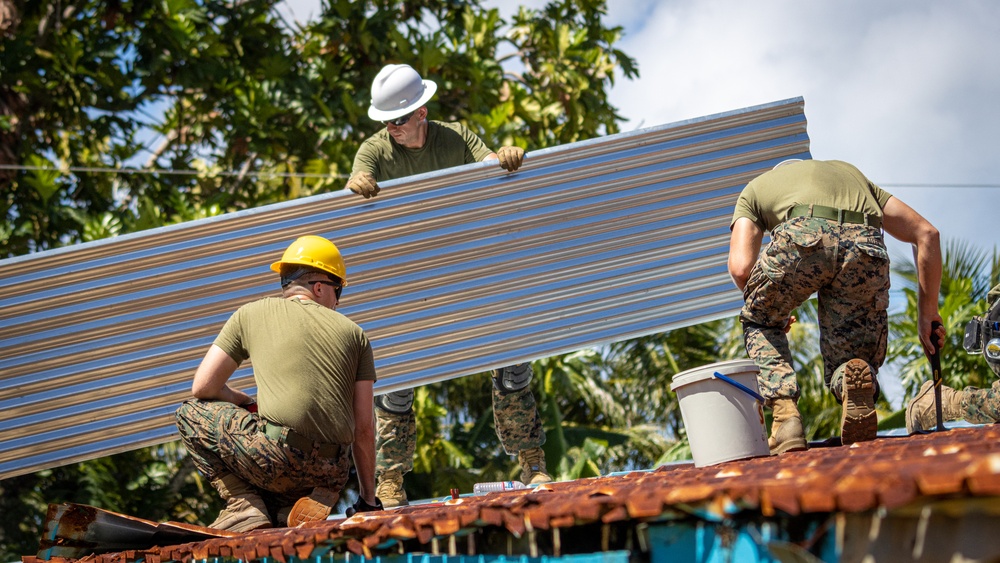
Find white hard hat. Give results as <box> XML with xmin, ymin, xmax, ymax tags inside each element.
<box><xmin>368</xmin><ymin>64</ymin><xmax>438</xmax><ymax>121</ymax></box>
<box><xmin>772</xmin><ymin>158</ymin><xmax>804</xmax><ymax>170</ymax></box>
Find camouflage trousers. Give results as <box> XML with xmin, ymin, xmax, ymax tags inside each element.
<box><xmin>375</xmin><ymin>364</ymin><xmax>546</xmax><ymax>478</ymax></box>
<box><xmin>175</xmin><ymin>399</ymin><xmax>352</xmax><ymax>507</ymax></box>
<box><xmin>740</xmin><ymin>217</ymin><xmax>889</xmax><ymax>404</ymax></box>
<box><xmin>960</xmin><ymin>379</ymin><xmax>1000</xmax><ymax>423</ymax></box>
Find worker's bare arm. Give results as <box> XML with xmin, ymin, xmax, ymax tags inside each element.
<box><xmin>351</xmin><ymin>380</ymin><xmax>377</xmax><ymax>505</ymax></box>
<box><xmin>882</xmin><ymin>196</ymin><xmax>943</xmax><ymax>355</ymax></box>
<box><xmin>727</xmin><ymin>217</ymin><xmax>764</xmax><ymax>292</ymax></box>
<box><xmin>190</xmin><ymin>344</ymin><xmax>253</xmax><ymax>405</ymax></box>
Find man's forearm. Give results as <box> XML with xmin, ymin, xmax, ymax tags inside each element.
<box><xmin>915</xmin><ymin>240</ymin><xmax>942</xmax><ymax>314</ymax></box>
<box><xmin>727</xmin><ymin>219</ymin><xmax>763</xmax><ymax>293</ymax></box>
<box><xmin>352</xmin><ymin>428</ymin><xmax>377</xmax><ymax>503</ymax></box>
<box><xmin>909</xmin><ymin>226</ymin><xmax>943</xmax><ymax>354</ymax></box>
<box><xmin>883</xmin><ymin>196</ymin><xmax>941</xmax><ymax>324</ymax></box>
<box><xmin>730</xmin><ymin>271</ymin><xmax>749</xmax><ymax>292</ymax></box>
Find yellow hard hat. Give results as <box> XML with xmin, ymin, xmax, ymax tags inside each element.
<box><xmin>270</xmin><ymin>235</ymin><xmax>348</xmax><ymax>286</ymax></box>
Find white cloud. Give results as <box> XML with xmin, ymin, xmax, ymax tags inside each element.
<box><xmin>273</xmin><ymin>0</ymin><xmax>321</xmax><ymax>27</ymax></box>
<box><xmin>607</xmin><ymin>0</ymin><xmax>1000</xmax><ymax>249</ymax></box>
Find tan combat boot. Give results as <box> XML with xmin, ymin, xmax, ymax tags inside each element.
<box><xmin>375</xmin><ymin>469</ymin><xmax>408</xmax><ymax>508</ymax></box>
<box><xmin>905</xmin><ymin>380</ymin><xmax>964</xmax><ymax>434</ymax></box>
<box><xmin>517</xmin><ymin>447</ymin><xmax>552</xmax><ymax>485</ymax></box>
<box><xmin>208</xmin><ymin>474</ymin><xmax>272</xmax><ymax>532</ymax></box>
<box><xmin>287</xmin><ymin>487</ymin><xmax>339</xmax><ymax>527</ymax></box>
<box><xmin>768</xmin><ymin>398</ymin><xmax>807</xmax><ymax>454</ymax></box>
<box><xmin>839</xmin><ymin>359</ymin><xmax>877</xmax><ymax>445</ymax></box>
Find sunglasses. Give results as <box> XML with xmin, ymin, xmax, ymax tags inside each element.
<box><xmin>309</xmin><ymin>279</ymin><xmax>343</xmax><ymax>299</ymax></box>
<box><xmin>383</xmin><ymin>111</ymin><xmax>416</xmax><ymax>127</ymax></box>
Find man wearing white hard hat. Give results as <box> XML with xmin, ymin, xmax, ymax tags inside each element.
<box><xmin>347</xmin><ymin>64</ymin><xmax>549</xmax><ymax>508</ymax></box>
<box><xmin>346</xmin><ymin>63</ymin><xmax>524</xmax><ymax>199</ymax></box>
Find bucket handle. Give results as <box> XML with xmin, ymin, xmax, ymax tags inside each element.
<box><xmin>713</xmin><ymin>371</ymin><xmax>765</xmax><ymax>403</ymax></box>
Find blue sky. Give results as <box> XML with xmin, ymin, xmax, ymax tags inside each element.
<box><xmin>278</xmin><ymin>0</ymin><xmax>1000</xmax><ymax>405</ymax></box>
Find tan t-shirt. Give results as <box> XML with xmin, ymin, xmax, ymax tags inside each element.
<box><xmin>731</xmin><ymin>160</ymin><xmax>893</xmax><ymax>232</ymax></box>
<box><xmin>352</xmin><ymin>121</ymin><xmax>494</xmax><ymax>181</ymax></box>
<box><xmin>214</xmin><ymin>297</ymin><xmax>376</xmax><ymax>445</ymax></box>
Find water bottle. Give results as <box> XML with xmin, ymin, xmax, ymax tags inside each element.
<box><xmin>473</xmin><ymin>480</ymin><xmax>528</xmax><ymax>493</ymax></box>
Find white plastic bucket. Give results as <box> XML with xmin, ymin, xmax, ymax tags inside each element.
<box><xmin>670</xmin><ymin>359</ymin><xmax>770</xmax><ymax>467</ymax></box>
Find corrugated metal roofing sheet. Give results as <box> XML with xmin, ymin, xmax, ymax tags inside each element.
<box><xmin>26</xmin><ymin>425</ymin><xmax>1000</xmax><ymax>563</ymax></box>
<box><xmin>0</xmin><ymin>98</ymin><xmax>810</xmax><ymax>480</ymax></box>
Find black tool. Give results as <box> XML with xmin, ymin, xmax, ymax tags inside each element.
<box><xmin>929</xmin><ymin>320</ymin><xmax>946</xmax><ymax>432</ymax></box>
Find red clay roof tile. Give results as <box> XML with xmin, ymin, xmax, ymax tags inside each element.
<box><xmin>33</xmin><ymin>425</ymin><xmax>1000</xmax><ymax>563</ymax></box>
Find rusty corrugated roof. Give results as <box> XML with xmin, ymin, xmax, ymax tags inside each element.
<box><xmin>26</xmin><ymin>425</ymin><xmax>1000</xmax><ymax>563</ymax></box>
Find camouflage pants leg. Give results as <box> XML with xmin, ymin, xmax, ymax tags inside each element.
<box><xmin>742</xmin><ymin>323</ymin><xmax>799</xmax><ymax>404</ymax></box>
<box><xmin>375</xmin><ymin>405</ymin><xmax>416</xmax><ymax>478</ymax></box>
<box><xmin>961</xmin><ymin>379</ymin><xmax>1000</xmax><ymax>424</ymax></box>
<box><xmin>741</xmin><ymin>218</ymin><xmax>888</xmax><ymax>404</ymax></box>
<box><xmin>492</xmin><ymin>363</ymin><xmax>545</xmax><ymax>454</ymax></box>
<box><xmin>816</xmin><ymin>223</ymin><xmax>889</xmax><ymax>399</ymax></box>
<box><xmin>741</xmin><ymin>220</ymin><xmax>833</xmax><ymax>404</ymax></box>
<box><xmin>175</xmin><ymin>399</ymin><xmax>352</xmax><ymax>503</ymax></box>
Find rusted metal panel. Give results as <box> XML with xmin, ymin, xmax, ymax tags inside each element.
<box><xmin>36</xmin><ymin>502</ymin><xmax>235</xmax><ymax>560</ymax></box>
<box><xmin>0</xmin><ymin>98</ymin><xmax>810</xmax><ymax>480</ymax></box>
<box><xmin>26</xmin><ymin>426</ymin><xmax>1000</xmax><ymax>563</ymax></box>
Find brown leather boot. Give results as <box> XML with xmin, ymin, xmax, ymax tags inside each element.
<box><xmin>905</xmin><ymin>380</ymin><xmax>963</xmax><ymax>433</ymax></box>
<box><xmin>768</xmin><ymin>398</ymin><xmax>807</xmax><ymax>454</ymax></box>
<box><xmin>839</xmin><ymin>359</ymin><xmax>877</xmax><ymax>445</ymax></box>
<box><xmin>209</xmin><ymin>474</ymin><xmax>272</xmax><ymax>532</ymax></box>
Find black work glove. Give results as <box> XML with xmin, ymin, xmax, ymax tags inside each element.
<box><xmin>347</xmin><ymin>172</ymin><xmax>380</xmax><ymax>199</ymax></box>
<box><xmin>345</xmin><ymin>496</ymin><xmax>383</xmax><ymax>517</ymax></box>
<box><xmin>497</xmin><ymin>146</ymin><xmax>525</xmax><ymax>172</ymax></box>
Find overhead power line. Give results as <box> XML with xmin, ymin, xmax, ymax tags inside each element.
<box><xmin>0</xmin><ymin>164</ymin><xmax>349</xmax><ymax>179</ymax></box>
<box><xmin>881</xmin><ymin>183</ymin><xmax>1000</xmax><ymax>189</ymax></box>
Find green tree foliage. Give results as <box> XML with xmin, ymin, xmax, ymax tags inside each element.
<box><xmin>1</xmin><ymin>0</ymin><xmax>636</xmax><ymax>258</ymax></box>
<box><xmin>888</xmin><ymin>239</ymin><xmax>1000</xmax><ymax>399</ymax></box>
<box><xmin>0</xmin><ymin>0</ymin><xmax>638</xmax><ymax>555</ymax></box>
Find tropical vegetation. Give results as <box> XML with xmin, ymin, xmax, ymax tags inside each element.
<box><xmin>1</xmin><ymin>0</ymin><xmax>635</xmax><ymax>257</ymax></box>
<box><xmin>0</xmin><ymin>0</ymin><xmax>995</xmax><ymax>560</ymax></box>
<box><xmin>1</xmin><ymin>0</ymin><xmax>638</xmax><ymax>556</ymax></box>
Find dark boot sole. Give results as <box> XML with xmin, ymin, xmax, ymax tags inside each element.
<box><xmin>841</xmin><ymin>359</ymin><xmax>877</xmax><ymax>445</ymax></box>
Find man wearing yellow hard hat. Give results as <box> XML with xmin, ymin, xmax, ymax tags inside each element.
<box><xmin>175</xmin><ymin>235</ymin><xmax>381</xmax><ymax>530</ymax></box>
